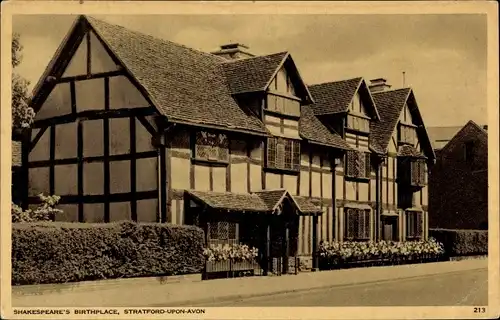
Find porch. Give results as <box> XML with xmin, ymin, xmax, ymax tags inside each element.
<box><xmin>183</xmin><ymin>189</ymin><xmax>323</xmax><ymax>278</ymax></box>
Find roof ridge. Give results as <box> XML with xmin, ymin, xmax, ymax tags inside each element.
<box><xmin>85</xmin><ymin>15</ymin><xmax>228</xmax><ymax>62</ymax></box>
<box><xmin>309</xmin><ymin>77</ymin><xmax>363</xmax><ymax>88</ymax></box>
<box><xmin>371</xmin><ymin>87</ymin><xmax>411</xmax><ymax>95</ymax></box>
<box><xmin>221</xmin><ymin>51</ymin><xmax>289</xmax><ymax>64</ymax></box>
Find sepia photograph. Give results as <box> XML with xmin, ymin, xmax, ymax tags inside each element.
<box><xmin>1</xmin><ymin>1</ymin><xmax>498</xmax><ymax>319</ymax></box>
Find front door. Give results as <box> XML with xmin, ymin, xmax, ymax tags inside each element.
<box><xmin>382</xmin><ymin>217</ymin><xmax>398</xmax><ymax>241</ymax></box>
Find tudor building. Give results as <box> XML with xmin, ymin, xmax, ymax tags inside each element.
<box><xmin>22</xmin><ymin>15</ymin><xmax>435</xmax><ymax>271</ymax></box>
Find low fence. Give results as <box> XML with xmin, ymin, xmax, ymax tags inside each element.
<box><xmin>319</xmin><ymin>254</ymin><xmax>446</xmax><ymax>271</ymax></box>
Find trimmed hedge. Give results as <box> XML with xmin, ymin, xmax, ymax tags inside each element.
<box><xmin>429</xmin><ymin>228</ymin><xmax>488</xmax><ymax>257</ymax></box>
<box><xmin>12</xmin><ymin>221</ymin><xmax>205</xmax><ymax>285</ymax></box>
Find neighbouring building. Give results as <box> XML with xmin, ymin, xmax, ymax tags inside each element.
<box><xmin>22</xmin><ymin>15</ymin><xmax>435</xmax><ymax>271</ymax></box>
<box><xmin>428</xmin><ymin>121</ymin><xmax>488</xmax><ymax>230</ymax></box>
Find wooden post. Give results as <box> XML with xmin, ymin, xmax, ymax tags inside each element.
<box><xmin>264</xmin><ymin>223</ymin><xmax>271</xmax><ymax>276</ymax></box>
<box><xmin>283</xmin><ymin>224</ymin><xmax>290</xmax><ymax>274</ymax></box>
<box><xmin>312</xmin><ymin>214</ymin><xmax>319</xmax><ymax>271</ymax></box>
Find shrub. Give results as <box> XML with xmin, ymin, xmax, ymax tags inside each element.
<box><xmin>12</xmin><ymin>194</ymin><xmax>63</xmax><ymax>222</ymax></box>
<box><xmin>12</xmin><ymin>221</ymin><xmax>205</xmax><ymax>285</ymax></box>
<box><xmin>429</xmin><ymin>228</ymin><xmax>488</xmax><ymax>256</ymax></box>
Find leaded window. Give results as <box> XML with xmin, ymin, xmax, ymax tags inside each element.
<box><xmin>410</xmin><ymin>159</ymin><xmax>426</xmax><ymax>186</ymax></box>
<box><xmin>344</xmin><ymin>208</ymin><xmax>371</xmax><ymax>241</ymax></box>
<box><xmin>267</xmin><ymin>137</ymin><xmax>300</xmax><ymax>171</ymax></box>
<box><xmin>345</xmin><ymin>150</ymin><xmax>371</xmax><ymax>179</ymax></box>
<box><xmin>207</xmin><ymin>221</ymin><xmax>238</xmax><ymax>245</ymax></box>
<box><xmin>195</xmin><ymin>131</ymin><xmax>229</xmax><ymax>162</ymax></box>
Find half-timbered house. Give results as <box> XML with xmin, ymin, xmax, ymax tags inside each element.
<box><xmin>23</xmin><ymin>15</ymin><xmax>435</xmax><ymax>272</ymax></box>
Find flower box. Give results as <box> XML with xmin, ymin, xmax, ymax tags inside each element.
<box><xmin>206</xmin><ymin>260</ymin><xmax>231</xmax><ymax>272</ymax></box>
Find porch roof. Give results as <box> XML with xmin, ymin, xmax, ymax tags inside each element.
<box><xmin>186</xmin><ymin>189</ymin><xmax>322</xmax><ymax>215</ymax></box>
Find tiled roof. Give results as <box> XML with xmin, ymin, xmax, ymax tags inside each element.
<box><xmin>187</xmin><ymin>190</ymin><xmax>322</xmax><ymax>215</ymax></box>
<box><xmin>252</xmin><ymin>189</ymin><xmax>288</xmax><ymax>210</ymax></box>
<box><xmin>308</xmin><ymin>78</ymin><xmax>362</xmax><ymax>115</ymax></box>
<box><xmin>294</xmin><ymin>196</ymin><xmax>323</xmax><ymax>214</ymax></box>
<box><xmin>188</xmin><ymin>190</ymin><xmax>269</xmax><ymax>212</ymax></box>
<box><xmin>221</xmin><ymin>52</ymin><xmax>288</xmax><ymax>94</ymax></box>
<box><xmin>398</xmin><ymin>145</ymin><xmax>427</xmax><ymax>159</ymax></box>
<box><xmin>427</xmin><ymin>125</ymin><xmax>470</xmax><ymax>150</ymax></box>
<box><xmin>12</xmin><ymin>141</ymin><xmax>22</xmax><ymax>167</ymax></box>
<box><xmin>299</xmin><ymin>106</ymin><xmax>352</xmax><ymax>150</ymax></box>
<box><xmin>370</xmin><ymin>88</ymin><xmax>411</xmax><ymax>153</ymax></box>
<box><xmin>86</xmin><ymin>16</ymin><xmax>268</xmax><ymax>136</ymax></box>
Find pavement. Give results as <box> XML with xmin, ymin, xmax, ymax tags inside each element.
<box><xmin>187</xmin><ymin>268</ymin><xmax>488</xmax><ymax>306</ymax></box>
<box><xmin>12</xmin><ymin>258</ymin><xmax>488</xmax><ymax>307</ymax></box>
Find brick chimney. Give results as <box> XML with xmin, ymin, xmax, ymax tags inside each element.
<box><xmin>369</xmin><ymin>78</ymin><xmax>392</xmax><ymax>92</ymax></box>
<box><xmin>211</xmin><ymin>43</ymin><xmax>255</xmax><ymax>60</ymax></box>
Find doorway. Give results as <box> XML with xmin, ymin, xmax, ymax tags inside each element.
<box><xmin>382</xmin><ymin>216</ymin><xmax>398</xmax><ymax>241</ymax></box>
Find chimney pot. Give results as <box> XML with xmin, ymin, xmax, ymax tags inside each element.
<box><xmin>369</xmin><ymin>78</ymin><xmax>392</xmax><ymax>92</ymax></box>
<box><xmin>211</xmin><ymin>43</ymin><xmax>255</xmax><ymax>60</ymax></box>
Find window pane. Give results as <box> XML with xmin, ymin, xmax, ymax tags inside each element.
<box><xmin>284</xmin><ymin>139</ymin><xmax>292</xmax><ymax>169</ymax></box>
<box><xmin>292</xmin><ymin>140</ymin><xmax>300</xmax><ymax>171</ymax></box>
<box><xmin>267</xmin><ymin>138</ymin><xmax>277</xmax><ymax>168</ymax></box>
<box><xmin>276</xmin><ymin>141</ymin><xmax>285</xmax><ymax>168</ymax></box>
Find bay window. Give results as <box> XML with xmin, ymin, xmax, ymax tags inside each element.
<box><xmin>346</xmin><ymin>114</ymin><xmax>370</xmax><ymax>133</ymax></box>
<box><xmin>266</xmin><ymin>94</ymin><xmax>300</xmax><ymax>117</ymax></box>
<box><xmin>398</xmin><ymin>123</ymin><xmax>416</xmax><ymax>145</ymax></box>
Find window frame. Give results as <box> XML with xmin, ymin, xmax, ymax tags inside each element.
<box><xmin>345</xmin><ymin>114</ymin><xmax>370</xmax><ymax>134</ymax></box>
<box><xmin>207</xmin><ymin>221</ymin><xmax>239</xmax><ymax>246</ymax></box>
<box><xmin>398</xmin><ymin>123</ymin><xmax>417</xmax><ymax>145</ymax></box>
<box><xmin>266</xmin><ymin>136</ymin><xmax>300</xmax><ymax>173</ymax></box>
<box><xmin>344</xmin><ymin>208</ymin><xmax>371</xmax><ymax>241</ymax></box>
<box><xmin>410</xmin><ymin>159</ymin><xmax>426</xmax><ymax>187</ymax></box>
<box><xmin>345</xmin><ymin>150</ymin><xmax>371</xmax><ymax>180</ymax></box>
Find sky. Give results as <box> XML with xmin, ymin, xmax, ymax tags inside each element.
<box><xmin>12</xmin><ymin>14</ymin><xmax>487</xmax><ymax>127</ymax></box>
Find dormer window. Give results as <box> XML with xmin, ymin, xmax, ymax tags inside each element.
<box><xmin>346</xmin><ymin>114</ymin><xmax>370</xmax><ymax>133</ymax></box>
<box><xmin>398</xmin><ymin>123</ymin><xmax>416</xmax><ymax>145</ymax></box>
<box><xmin>266</xmin><ymin>94</ymin><xmax>300</xmax><ymax>117</ymax></box>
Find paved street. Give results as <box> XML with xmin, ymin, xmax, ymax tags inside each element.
<box><xmin>189</xmin><ymin>268</ymin><xmax>488</xmax><ymax>306</ymax></box>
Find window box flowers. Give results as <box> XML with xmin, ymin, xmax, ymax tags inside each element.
<box><xmin>203</xmin><ymin>244</ymin><xmax>259</xmax><ymax>273</ymax></box>
<box><xmin>319</xmin><ymin>238</ymin><xmax>444</xmax><ymax>270</ymax></box>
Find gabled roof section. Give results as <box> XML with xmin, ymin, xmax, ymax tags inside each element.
<box><xmin>221</xmin><ymin>52</ymin><xmax>314</xmax><ymax>103</ymax></box>
<box><xmin>371</xmin><ymin>88</ymin><xmax>435</xmax><ymax>160</ymax></box>
<box><xmin>427</xmin><ymin>125</ymin><xmax>464</xmax><ymax>150</ymax></box>
<box><xmin>439</xmin><ymin>120</ymin><xmax>488</xmax><ymax>155</ymax></box>
<box><xmin>299</xmin><ymin>106</ymin><xmax>352</xmax><ymax>150</ymax></box>
<box><xmin>222</xmin><ymin>52</ymin><xmax>287</xmax><ymax>94</ymax></box>
<box><xmin>31</xmin><ymin>15</ymin><xmax>269</xmax><ymax>136</ymax></box>
<box><xmin>370</xmin><ymin>88</ymin><xmax>411</xmax><ymax>153</ymax></box>
<box><xmin>308</xmin><ymin>77</ymin><xmax>380</xmax><ymax>120</ymax></box>
<box><xmin>309</xmin><ymin>77</ymin><xmax>362</xmax><ymax>115</ymax></box>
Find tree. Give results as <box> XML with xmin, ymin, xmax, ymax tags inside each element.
<box><xmin>12</xmin><ymin>33</ymin><xmax>35</xmax><ymax>129</ymax></box>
